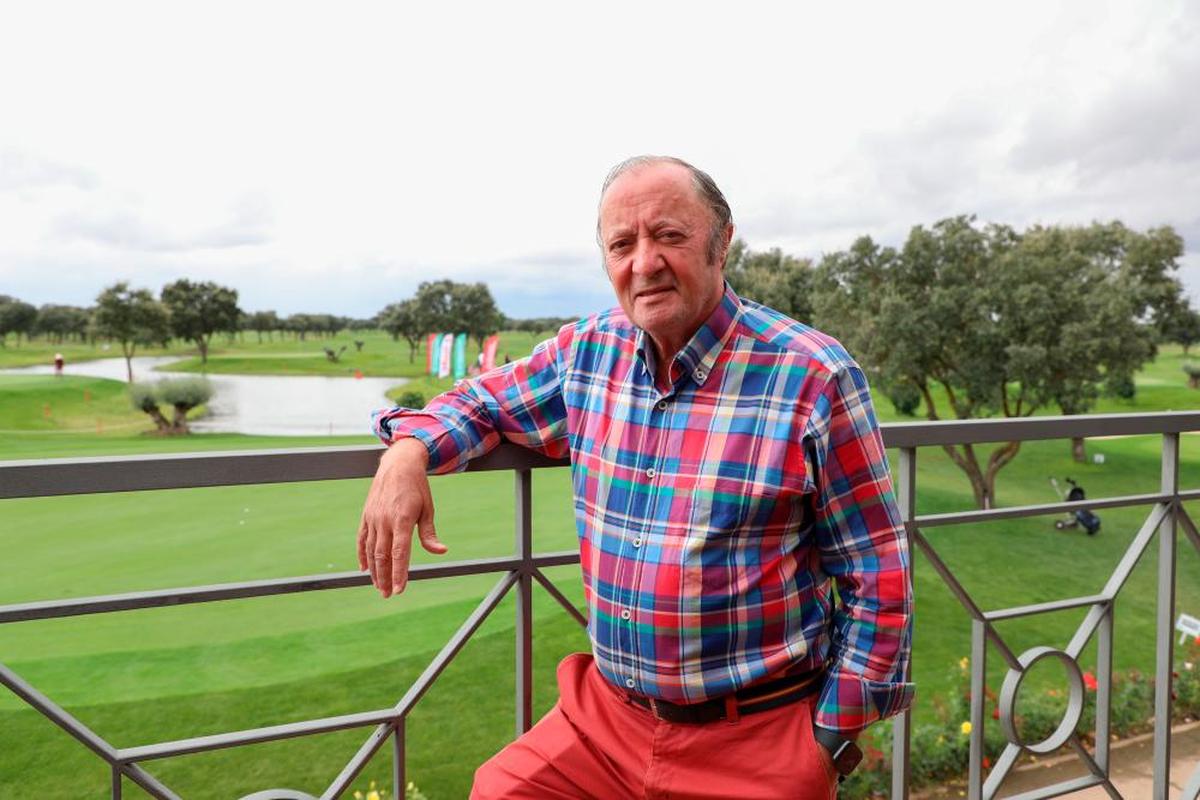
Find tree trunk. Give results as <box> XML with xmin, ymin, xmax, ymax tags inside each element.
<box><xmin>141</xmin><ymin>404</ymin><xmax>172</xmax><ymax>433</ymax></box>
<box><xmin>941</xmin><ymin>440</ymin><xmax>1022</xmax><ymax>509</ymax></box>
<box><xmin>170</xmin><ymin>403</ymin><xmax>193</xmax><ymax>434</ymax></box>
<box><xmin>1071</xmin><ymin>437</ymin><xmax>1087</xmax><ymax>463</ymax></box>
<box><xmin>197</xmin><ymin>337</ymin><xmax>209</xmax><ymax>364</ymax></box>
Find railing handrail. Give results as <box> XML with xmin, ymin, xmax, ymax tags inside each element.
<box><xmin>4</xmin><ymin>411</ymin><xmax>1199</xmax><ymax>500</ymax></box>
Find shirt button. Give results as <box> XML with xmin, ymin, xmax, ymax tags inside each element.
<box><xmin>632</xmin><ymin>537</ymin><xmax>642</xmax><ymax>548</ymax></box>
<box><xmin>694</xmin><ymin>369</ymin><xmax>706</xmax><ymax>381</ymax></box>
<box><xmin>656</xmin><ymin>400</ymin><xmax>668</xmax><ymax>411</ymax></box>
<box><xmin>646</xmin><ymin>467</ymin><xmax>656</xmax><ymax>479</ymax></box>
<box><xmin>621</xmin><ymin>608</ymin><xmax>631</xmax><ymax>620</ymax></box>
<box><xmin>625</xmin><ymin>677</ymin><xmax>636</xmax><ymax>689</ymax></box>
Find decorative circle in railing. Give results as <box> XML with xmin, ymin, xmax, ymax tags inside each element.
<box><xmin>997</xmin><ymin>646</ymin><xmax>1085</xmax><ymax>754</ymax></box>
<box><xmin>237</xmin><ymin>790</ymin><xmax>319</xmax><ymax>800</ymax></box>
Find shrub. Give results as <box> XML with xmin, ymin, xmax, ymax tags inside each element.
<box><xmin>886</xmin><ymin>380</ymin><xmax>923</xmax><ymax>417</ymax></box>
<box><xmin>1184</xmin><ymin>363</ymin><xmax>1200</xmax><ymax>388</ymax></box>
<box><xmin>157</xmin><ymin>376</ymin><xmax>214</xmax><ymax>408</ymax></box>
<box><xmin>128</xmin><ymin>382</ymin><xmax>159</xmax><ymax>413</ymax></box>
<box><xmin>395</xmin><ymin>390</ymin><xmax>426</xmax><ymax>409</ymax></box>
<box><xmin>128</xmin><ymin>377</ymin><xmax>212</xmax><ymax>435</ymax></box>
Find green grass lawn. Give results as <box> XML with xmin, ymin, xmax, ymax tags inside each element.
<box><xmin>2</xmin><ymin>342</ymin><xmax>1200</xmax><ymax>797</ymax></box>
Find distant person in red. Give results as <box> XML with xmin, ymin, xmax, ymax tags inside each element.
<box><xmin>53</xmin><ymin>353</ymin><xmax>64</xmax><ymax>377</ymax></box>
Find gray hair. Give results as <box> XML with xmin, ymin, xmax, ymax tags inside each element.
<box><xmin>596</xmin><ymin>155</ymin><xmax>733</xmax><ymax>265</ymax></box>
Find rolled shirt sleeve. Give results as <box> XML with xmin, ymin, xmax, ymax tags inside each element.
<box><xmin>806</xmin><ymin>364</ymin><xmax>915</xmax><ymax>733</ymax></box>
<box><xmin>371</xmin><ymin>324</ymin><xmax>574</xmax><ymax>474</ymax></box>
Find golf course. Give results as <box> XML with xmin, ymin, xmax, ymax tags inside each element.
<box><xmin>1</xmin><ymin>331</ymin><xmax>1198</xmax><ymax>798</ymax></box>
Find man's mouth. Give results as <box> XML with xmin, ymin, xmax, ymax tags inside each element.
<box><xmin>635</xmin><ymin>286</ymin><xmax>674</xmax><ymax>300</ymax></box>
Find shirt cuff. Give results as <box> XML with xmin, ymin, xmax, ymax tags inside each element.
<box><xmin>814</xmin><ymin>668</ymin><xmax>916</xmax><ymax>733</ymax></box>
<box><xmin>371</xmin><ymin>408</ymin><xmax>465</xmax><ymax>473</ymax></box>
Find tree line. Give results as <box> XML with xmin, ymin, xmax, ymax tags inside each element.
<box><xmin>727</xmin><ymin>217</ymin><xmax>1197</xmax><ymax>507</ymax></box>
<box><xmin>374</xmin><ymin>280</ymin><xmax>577</xmax><ymax>362</ymax></box>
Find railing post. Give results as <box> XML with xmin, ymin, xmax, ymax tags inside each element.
<box><xmin>1153</xmin><ymin>432</ymin><xmax>1179</xmax><ymax>799</ymax></box>
<box><xmin>112</xmin><ymin>765</ymin><xmax>122</xmax><ymax>799</ymax></box>
<box><xmin>967</xmin><ymin>620</ymin><xmax>986</xmax><ymax>800</ymax></box>
<box><xmin>515</xmin><ymin>468</ymin><xmax>534</xmax><ymax>736</ymax></box>
<box><xmin>891</xmin><ymin>447</ymin><xmax>916</xmax><ymax>800</ymax></box>
<box><xmin>393</xmin><ymin>719</ymin><xmax>405</xmax><ymax>800</ymax></box>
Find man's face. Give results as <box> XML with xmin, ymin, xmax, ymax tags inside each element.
<box><xmin>599</xmin><ymin>163</ymin><xmax>730</xmax><ymax>356</ymax></box>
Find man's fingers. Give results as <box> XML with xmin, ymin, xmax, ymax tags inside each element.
<box><xmin>416</xmin><ymin>517</ymin><xmax>447</xmax><ymax>555</ymax></box>
<box><xmin>390</xmin><ymin>523</ymin><xmax>414</xmax><ymax>595</ymax></box>
<box><xmin>417</xmin><ymin>481</ymin><xmax>447</xmax><ymax>555</ymax></box>
<box><xmin>371</xmin><ymin>523</ymin><xmax>394</xmax><ymax>598</ymax></box>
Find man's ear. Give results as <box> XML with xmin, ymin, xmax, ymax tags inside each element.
<box><xmin>717</xmin><ymin>224</ymin><xmax>735</xmax><ymax>270</ymax></box>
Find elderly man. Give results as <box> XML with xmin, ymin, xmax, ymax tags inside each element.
<box><xmin>360</xmin><ymin>156</ymin><xmax>914</xmax><ymax>799</ymax></box>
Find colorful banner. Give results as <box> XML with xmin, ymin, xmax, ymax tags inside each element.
<box><xmin>425</xmin><ymin>333</ymin><xmax>439</xmax><ymax>375</ymax></box>
<box><xmin>452</xmin><ymin>333</ymin><xmax>468</xmax><ymax>379</ymax></box>
<box><xmin>438</xmin><ymin>333</ymin><xmax>453</xmax><ymax>378</ymax></box>
<box><xmin>482</xmin><ymin>334</ymin><xmax>499</xmax><ymax>372</ymax></box>
<box><xmin>430</xmin><ymin>334</ymin><xmax>444</xmax><ymax>376</ymax></box>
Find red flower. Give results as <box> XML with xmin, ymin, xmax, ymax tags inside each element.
<box><xmin>992</xmin><ymin>706</ymin><xmax>1000</xmax><ymax>720</ymax></box>
<box><xmin>983</xmin><ymin>756</ymin><xmax>991</xmax><ymax>769</ymax></box>
<box><xmin>1083</xmin><ymin>671</ymin><xmax>1098</xmax><ymax>691</ymax></box>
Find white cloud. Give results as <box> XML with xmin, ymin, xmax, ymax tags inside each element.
<box><xmin>0</xmin><ymin>1</ymin><xmax>1197</xmax><ymax>315</ymax></box>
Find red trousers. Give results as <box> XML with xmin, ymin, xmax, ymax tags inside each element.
<box><xmin>471</xmin><ymin>653</ymin><xmax>838</xmax><ymax>799</ymax></box>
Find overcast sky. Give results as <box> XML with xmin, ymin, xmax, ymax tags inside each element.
<box><xmin>1</xmin><ymin>1</ymin><xmax>1197</xmax><ymax>320</ymax></box>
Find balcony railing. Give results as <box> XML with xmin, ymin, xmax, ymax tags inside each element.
<box><xmin>2</xmin><ymin>412</ymin><xmax>1200</xmax><ymax>800</ymax></box>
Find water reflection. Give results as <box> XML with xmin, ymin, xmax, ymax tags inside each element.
<box><xmin>3</xmin><ymin>357</ymin><xmax>407</xmax><ymax>436</ymax></box>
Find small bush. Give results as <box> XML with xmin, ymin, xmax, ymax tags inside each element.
<box><xmin>394</xmin><ymin>390</ymin><xmax>426</xmax><ymax>409</ymax></box>
<box><xmin>1184</xmin><ymin>363</ymin><xmax>1200</xmax><ymax>388</ymax></box>
<box><xmin>886</xmin><ymin>380</ymin><xmax>922</xmax><ymax>417</ymax></box>
<box><xmin>129</xmin><ymin>382</ymin><xmax>159</xmax><ymax>413</ymax></box>
<box><xmin>157</xmin><ymin>377</ymin><xmax>214</xmax><ymax>408</ymax></box>
<box><xmin>128</xmin><ymin>377</ymin><xmax>213</xmax><ymax>434</ymax></box>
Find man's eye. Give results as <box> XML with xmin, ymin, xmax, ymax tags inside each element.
<box><xmin>660</xmin><ymin>231</ymin><xmax>683</xmax><ymax>242</ymax></box>
<box><xmin>609</xmin><ymin>239</ymin><xmax>631</xmax><ymax>252</ymax></box>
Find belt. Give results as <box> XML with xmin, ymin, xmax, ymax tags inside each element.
<box><xmin>622</xmin><ymin>668</ymin><xmax>825</xmax><ymax>724</ymax></box>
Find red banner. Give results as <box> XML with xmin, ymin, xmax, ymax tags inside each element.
<box><xmin>425</xmin><ymin>333</ymin><xmax>438</xmax><ymax>375</ymax></box>
<box><xmin>482</xmin><ymin>334</ymin><xmax>500</xmax><ymax>371</ymax></box>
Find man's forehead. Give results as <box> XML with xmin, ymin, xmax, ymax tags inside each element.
<box><xmin>600</xmin><ymin>164</ymin><xmax>702</xmax><ymax>227</ymax></box>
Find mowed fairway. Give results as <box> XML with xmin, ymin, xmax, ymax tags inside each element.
<box><xmin>1</xmin><ymin>340</ymin><xmax>1200</xmax><ymax>797</ymax></box>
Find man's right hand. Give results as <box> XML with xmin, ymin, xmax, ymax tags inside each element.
<box><xmin>357</xmin><ymin>437</ymin><xmax>448</xmax><ymax>597</ymax></box>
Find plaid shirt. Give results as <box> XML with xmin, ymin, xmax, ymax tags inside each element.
<box><xmin>373</xmin><ymin>284</ymin><xmax>914</xmax><ymax>733</ymax></box>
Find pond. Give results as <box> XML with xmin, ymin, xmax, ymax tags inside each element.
<box><xmin>2</xmin><ymin>356</ymin><xmax>407</xmax><ymax>437</ymax></box>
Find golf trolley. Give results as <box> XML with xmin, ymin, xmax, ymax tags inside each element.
<box><xmin>1049</xmin><ymin>477</ymin><xmax>1101</xmax><ymax>535</ymax></box>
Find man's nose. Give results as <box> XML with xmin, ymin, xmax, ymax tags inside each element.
<box><xmin>631</xmin><ymin>238</ymin><xmax>664</xmax><ymax>275</ymax></box>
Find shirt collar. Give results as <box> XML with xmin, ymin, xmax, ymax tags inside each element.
<box><xmin>635</xmin><ymin>282</ymin><xmax>742</xmax><ymax>388</ymax></box>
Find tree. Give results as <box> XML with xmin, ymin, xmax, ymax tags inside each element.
<box><xmin>34</xmin><ymin>304</ymin><xmax>89</xmax><ymax>343</ymax></box>
<box><xmin>160</xmin><ymin>279</ymin><xmax>241</xmax><ymax>364</ymax></box>
<box><xmin>245</xmin><ymin>310</ymin><xmax>280</xmax><ymax>342</ymax></box>
<box><xmin>1163</xmin><ymin>303</ymin><xmax>1200</xmax><ymax>356</ymax></box>
<box><xmin>724</xmin><ymin>239</ymin><xmax>815</xmax><ymax>323</ymax></box>
<box><xmin>92</xmin><ymin>282</ymin><xmax>170</xmax><ymax>382</ymax></box>
<box><xmin>409</xmin><ymin>280</ymin><xmax>503</xmax><ymax>348</ymax></box>
<box><xmin>130</xmin><ymin>377</ymin><xmax>213</xmax><ymax>434</ymax></box>
<box><xmin>811</xmin><ymin>217</ymin><xmax>1160</xmax><ymax>508</ymax></box>
<box><xmin>450</xmin><ymin>282</ymin><xmax>503</xmax><ymax>349</ymax></box>
<box><xmin>413</xmin><ymin>280</ymin><xmax>457</xmax><ymax>334</ymax></box>
<box><xmin>378</xmin><ymin>299</ymin><xmax>427</xmax><ymax>362</ymax></box>
<box><xmin>0</xmin><ymin>295</ymin><xmax>38</xmax><ymax>347</ymax></box>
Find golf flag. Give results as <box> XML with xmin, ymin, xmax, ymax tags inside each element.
<box><xmin>438</xmin><ymin>333</ymin><xmax>453</xmax><ymax>378</ymax></box>
<box><xmin>425</xmin><ymin>334</ymin><xmax>439</xmax><ymax>375</ymax></box>
<box><xmin>452</xmin><ymin>333</ymin><xmax>467</xmax><ymax>379</ymax></box>
<box><xmin>482</xmin><ymin>334</ymin><xmax>499</xmax><ymax>371</ymax></box>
